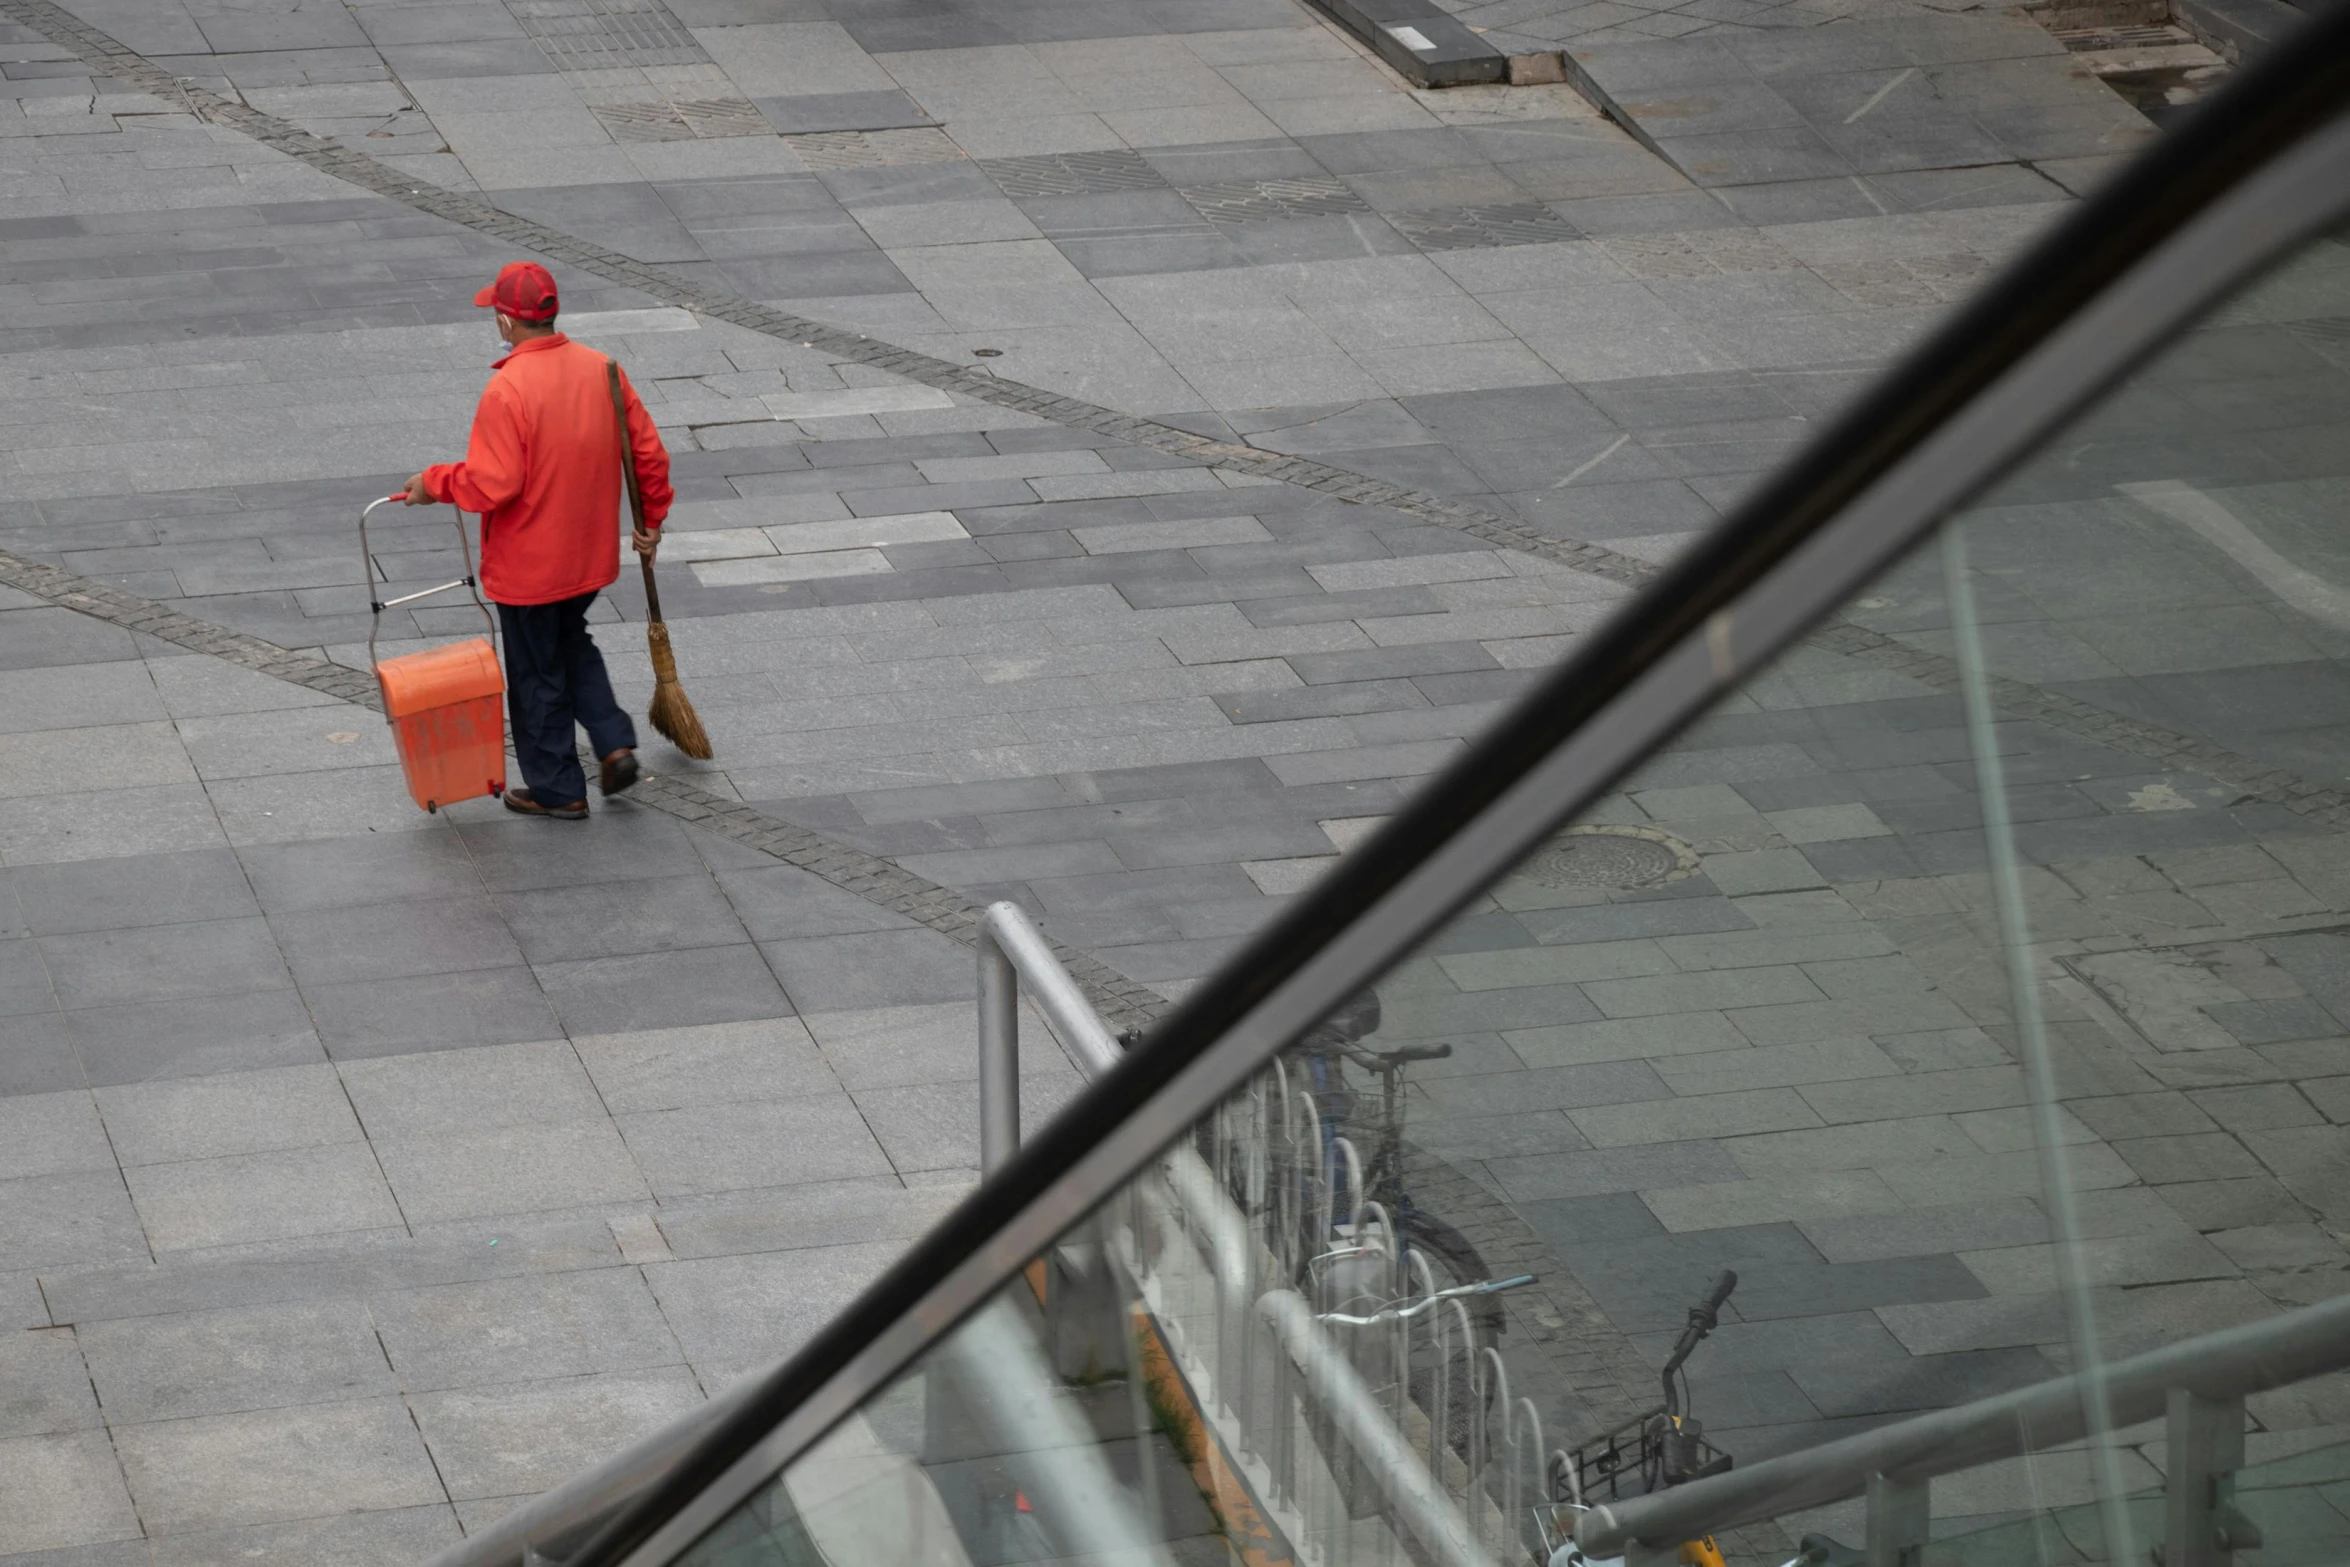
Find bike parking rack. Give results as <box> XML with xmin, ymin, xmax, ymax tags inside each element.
<box><xmin>976</xmin><ymin>899</ymin><xmax>1514</xmax><ymax>1567</ymax></box>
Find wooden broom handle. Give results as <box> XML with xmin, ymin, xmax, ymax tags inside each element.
<box><xmin>607</xmin><ymin>359</ymin><xmax>663</xmax><ymax>622</ymax></box>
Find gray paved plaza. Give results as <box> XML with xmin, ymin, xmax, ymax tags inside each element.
<box><xmin>0</xmin><ymin>0</ymin><xmax>2344</xmax><ymax>1559</ymax></box>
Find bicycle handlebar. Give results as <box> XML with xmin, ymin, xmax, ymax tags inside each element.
<box><xmin>1660</xmin><ymin>1270</ymin><xmax>1738</xmax><ymax>1413</ymax></box>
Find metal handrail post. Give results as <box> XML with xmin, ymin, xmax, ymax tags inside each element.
<box><xmin>981</xmin><ymin>901</ymin><xmax>1123</xmax><ymax>1072</ymax></box>
<box><xmin>2165</xmin><ymin>1388</ymin><xmax>2250</xmax><ymax>1567</ymax></box>
<box><xmin>976</xmin><ymin>900</ymin><xmax>1124</xmax><ymax>1176</ymax></box>
<box><xmin>978</xmin><ymin>926</ymin><xmax>1019</xmax><ymax>1177</ymax></box>
<box><xmin>1864</xmin><ymin>1471</ymin><xmax>1927</xmax><ymax>1567</ymax></box>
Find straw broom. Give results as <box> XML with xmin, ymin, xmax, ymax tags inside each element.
<box><xmin>609</xmin><ymin>361</ymin><xmax>712</xmax><ymax>759</ymax></box>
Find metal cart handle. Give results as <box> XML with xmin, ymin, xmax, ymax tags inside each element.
<box><xmin>360</xmin><ymin>493</ymin><xmax>496</xmax><ymax>670</ymax></box>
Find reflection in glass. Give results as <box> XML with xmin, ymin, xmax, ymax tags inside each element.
<box><xmin>670</xmin><ymin>226</ymin><xmax>2350</xmax><ymax>1567</ymax></box>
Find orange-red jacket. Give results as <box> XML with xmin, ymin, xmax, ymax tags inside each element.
<box><xmin>423</xmin><ymin>334</ymin><xmax>674</xmax><ymax>606</ymax></box>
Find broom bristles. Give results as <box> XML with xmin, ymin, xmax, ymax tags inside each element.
<box><xmin>643</xmin><ymin>620</ymin><xmax>713</xmax><ymax>760</ymax></box>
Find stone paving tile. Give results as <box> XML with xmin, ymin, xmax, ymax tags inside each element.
<box><xmin>125</xmin><ymin>1144</ymin><xmax>405</xmax><ymax>1253</ymax></box>
<box><xmin>643</xmin><ymin>1240</ymin><xmax>912</xmax><ymax>1381</ymax></box>
<box><xmin>0</xmin><ymin>1428</ymin><xmax>143</xmax><ymax>1556</ymax></box>
<box><xmin>113</xmin><ymin>1398</ymin><xmax>445</xmax><ymax>1535</ymax></box>
<box><xmin>78</xmin><ymin>1298</ymin><xmax>396</xmax><ymax>1424</ymax></box>
<box><xmin>409</xmin><ymin>1367</ymin><xmax>705</xmax><ymax>1503</ymax></box>
<box><xmin>93</xmin><ymin>1066</ymin><xmax>363</xmax><ymax>1168</ymax></box>
<box><xmin>369</xmin><ymin>1268</ymin><xmax>682</xmax><ymax>1392</ymax></box>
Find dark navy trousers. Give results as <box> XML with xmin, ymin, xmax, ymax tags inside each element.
<box><xmin>497</xmin><ymin>592</ymin><xmax>635</xmax><ymax>805</ymax></box>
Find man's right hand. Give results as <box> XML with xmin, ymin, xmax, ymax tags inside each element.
<box><xmin>632</xmin><ymin>526</ymin><xmax>660</xmax><ymax>561</ymax></box>
<box><xmin>400</xmin><ymin>472</ymin><xmax>433</xmax><ymax>506</ymax></box>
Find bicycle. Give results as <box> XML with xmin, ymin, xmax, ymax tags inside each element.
<box><xmin>1298</xmin><ymin>1001</ymin><xmax>1505</xmax><ymax>1306</ymax></box>
<box><xmin>1541</xmin><ymin>1271</ymin><xmax>1740</xmax><ymax>1567</ymax></box>
<box><xmin>1285</xmin><ymin>991</ymin><xmax>1523</xmax><ymax>1447</ymax></box>
<box><xmin>1303</xmin><ymin>999</ymin><xmax>1496</xmax><ymax>1296</ymax></box>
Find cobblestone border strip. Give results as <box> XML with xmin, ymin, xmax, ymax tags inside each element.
<box><xmin>0</xmin><ymin>545</ymin><xmax>1166</xmax><ymax>1031</ymax></box>
<box><xmin>0</xmin><ymin>0</ymin><xmax>1648</xmax><ymax>591</ymax></box>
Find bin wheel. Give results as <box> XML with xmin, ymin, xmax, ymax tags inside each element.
<box><xmin>489</xmin><ymin>781</ymin><xmax>504</xmax><ymax>797</ymax></box>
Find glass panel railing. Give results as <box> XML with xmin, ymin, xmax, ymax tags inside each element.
<box><xmin>1562</xmin><ymin>217</ymin><xmax>2350</xmax><ymax>1565</ymax></box>
<box><xmin>649</xmin><ymin>214</ymin><xmax>2350</xmax><ymax>1567</ymax></box>
<box><xmin>680</xmin><ymin>1023</ymin><xmax>1541</xmax><ymax>1567</ymax></box>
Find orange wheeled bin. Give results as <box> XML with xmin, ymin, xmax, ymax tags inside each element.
<box><xmin>361</xmin><ymin>495</ymin><xmax>507</xmax><ymax>813</ymax></box>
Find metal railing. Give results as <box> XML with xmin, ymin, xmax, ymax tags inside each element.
<box><xmin>1574</xmin><ymin>1290</ymin><xmax>2350</xmax><ymax>1567</ymax></box>
<box><xmin>977</xmin><ymin>900</ymin><xmax>1531</xmax><ymax>1567</ymax></box>
<box><xmin>977</xmin><ymin>899</ymin><xmax>1123</xmax><ymax>1164</ymax></box>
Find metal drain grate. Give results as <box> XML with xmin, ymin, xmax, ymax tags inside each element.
<box><xmin>978</xmin><ymin>148</ymin><xmax>1167</xmax><ymax>197</ymax></box>
<box><xmin>677</xmin><ymin>98</ymin><xmax>772</xmax><ymax>138</ymax></box>
<box><xmin>591</xmin><ymin>97</ymin><xmax>769</xmax><ymax>141</ymax></box>
<box><xmin>1519</xmin><ymin>826</ymin><xmax>1699</xmax><ymax>890</ymax></box>
<box><xmin>1390</xmin><ymin>202</ymin><xmax>1579</xmax><ymax>250</ymax></box>
<box><xmin>786</xmin><ymin>126</ymin><xmax>964</xmax><ymax>169</ymax></box>
<box><xmin>1178</xmin><ymin>178</ymin><xmax>1370</xmax><ymax>226</ymax></box>
<box><xmin>508</xmin><ymin>0</ymin><xmax>705</xmax><ymax>71</ymax></box>
<box><xmin>509</xmin><ymin>0</ymin><xmax>776</xmax><ymax>139</ymax></box>
<box><xmin>2053</xmin><ymin>23</ymin><xmax>2191</xmax><ymax>49</ymax></box>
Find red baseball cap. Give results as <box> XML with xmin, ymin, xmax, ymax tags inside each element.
<box><xmin>474</xmin><ymin>261</ymin><xmax>559</xmax><ymax>321</ymax></box>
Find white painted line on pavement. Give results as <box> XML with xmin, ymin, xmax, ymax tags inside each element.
<box><xmin>661</xmin><ymin>511</ymin><xmax>966</xmax><ymax>572</ymax></box>
<box><xmin>692</xmin><ymin>549</ymin><xmax>895</xmax><ymax>586</ymax></box>
<box><xmin>1845</xmin><ymin>67</ymin><xmax>1916</xmax><ymax>123</ymax></box>
<box><xmin>1555</xmin><ymin>432</ymin><xmax>1630</xmax><ymax>487</ymax></box>
<box><xmin>764</xmin><ymin>511</ymin><xmax>967</xmax><ymax>555</ymax></box>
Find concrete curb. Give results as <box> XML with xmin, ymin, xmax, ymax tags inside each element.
<box><xmin>1293</xmin><ymin>0</ymin><xmax>1511</xmax><ymax>86</ymax></box>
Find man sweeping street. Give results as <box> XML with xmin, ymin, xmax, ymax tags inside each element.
<box><xmin>404</xmin><ymin>261</ymin><xmax>674</xmax><ymax>820</ymax></box>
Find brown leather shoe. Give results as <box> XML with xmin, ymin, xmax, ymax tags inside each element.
<box><xmin>504</xmin><ymin>788</ymin><xmax>588</xmax><ymax>820</ymax></box>
<box><xmin>599</xmin><ymin>748</ymin><xmax>640</xmax><ymax>797</ymax></box>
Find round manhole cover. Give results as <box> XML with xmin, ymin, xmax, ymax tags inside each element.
<box><xmin>1520</xmin><ymin>825</ymin><xmax>1698</xmax><ymax>890</ymax></box>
